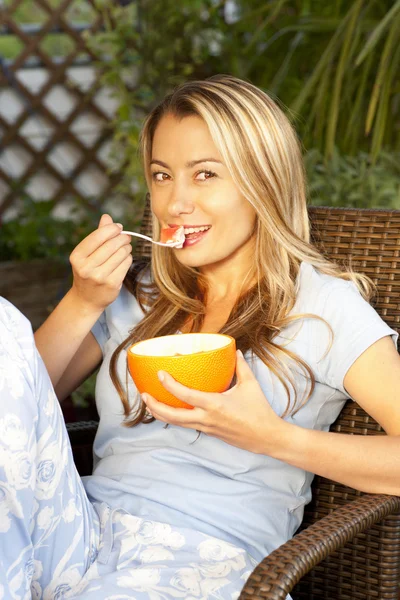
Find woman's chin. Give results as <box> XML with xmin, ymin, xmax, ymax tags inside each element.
<box><xmin>175</xmin><ymin>253</ymin><xmax>224</xmax><ymax>271</ymax></box>
<box><xmin>175</xmin><ymin>257</ymin><xmax>206</xmax><ymax>269</ymax></box>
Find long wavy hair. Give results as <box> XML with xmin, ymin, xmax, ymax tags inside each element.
<box><xmin>110</xmin><ymin>74</ymin><xmax>374</xmax><ymax>426</ymax></box>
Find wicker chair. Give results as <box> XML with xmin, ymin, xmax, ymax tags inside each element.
<box><xmin>67</xmin><ymin>198</ymin><xmax>400</xmax><ymax>599</ymax></box>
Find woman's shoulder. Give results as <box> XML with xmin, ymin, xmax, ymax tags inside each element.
<box><xmin>294</xmin><ymin>261</ymin><xmax>395</xmax><ymax>344</ymax></box>
<box><xmin>295</xmin><ymin>261</ymin><xmax>360</xmax><ymax>314</ymax></box>
<box><xmin>295</xmin><ymin>264</ymin><xmax>397</xmax><ymax>394</ymax></box>
<box><xmin>298</xmin><ymin>260</ymin><xmax>354</xmax><ymax>291</ymax></box>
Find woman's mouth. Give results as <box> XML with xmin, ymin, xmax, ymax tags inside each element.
<box><xmin>182</xmin><ymin>225</ymin><xmax>211</xmax><ymax>247</ymax></box>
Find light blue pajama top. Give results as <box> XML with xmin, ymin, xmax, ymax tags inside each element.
<box><xmin>83</xmin><ymin>261</ymin><xmax>398</xmax><ymax>563</ymax></box>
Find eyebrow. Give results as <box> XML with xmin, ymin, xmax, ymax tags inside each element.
<box><xmin>150</xmin><ymin>158</ymin><xmax>223</xmax><ymax>169</ymax></box>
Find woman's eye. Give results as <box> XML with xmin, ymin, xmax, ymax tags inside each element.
<box><xmin>152</xmin><ymin>172</ymin><xmax>170</xmax><ymax>182</ymax></box>
<box><xmin>195</xmin><ymin>170</ymin><xmax>217</xmax><ymax>181</ymax></box>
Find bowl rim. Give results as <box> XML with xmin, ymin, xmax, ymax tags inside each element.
<box><xmin>127</xmin><ymin>332</ymin><xmax>236</xmax><ymax>358</ymax></box>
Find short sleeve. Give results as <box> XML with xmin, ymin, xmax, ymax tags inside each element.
<box><xmin>315</xmin><ymin>281</ymin><xmax>398</xmax><ymax>395</ymax></box>
<box><xmin>91</xmin><ymin>311</ymin><xmax>110</xmax><ymax>354</ymax></box>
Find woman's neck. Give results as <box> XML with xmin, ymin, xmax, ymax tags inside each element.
<box><xmin>181</xmin><ymin>271</ymin><xmax>257</xmax><ymax>334</ymax></box>
<box><xmin>201</xmin><ymin>262</ymin><xmax>256</xmax><ymax>305</ymax></box>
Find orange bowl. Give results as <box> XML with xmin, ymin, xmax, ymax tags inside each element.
<box><xmin>127</xmin><ymin>333</ymin><xmax>236</xmax><ymax>409</ymax></box>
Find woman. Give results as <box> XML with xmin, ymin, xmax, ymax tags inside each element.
<box><xmin>2</xmin><ymin>75</ymin><xmax>400</xmax><ymax>599</ymax></box>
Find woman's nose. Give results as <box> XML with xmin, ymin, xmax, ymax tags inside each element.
<box><xmin>167</xmin><ymin>191</ymin><xmax>195</xmax><ymax>217</ymax></box>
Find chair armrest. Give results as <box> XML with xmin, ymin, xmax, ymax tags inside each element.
<box><xmin>66</xmin><ymin>419</ymin><xmax>99</xmax><ymax>445</ymax></box>
<box><xmin>66</xmin><ymin>420</ymin><xmax>99</xmax><ymax>475</ymax></box>
<box><xmin>239</xmin><ymin>493</ymin><xmax>400</xmax><ymax>600</ymax></box>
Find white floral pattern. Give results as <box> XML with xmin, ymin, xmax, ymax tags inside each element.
<box><xmin>69</xmin><ymin>510</ymin><xmax>258</xmax><ymax>600</ymax></box>
<box><xmin>0</xmin><ymin>415</ymin><xmax>29</xmax><ymax>451</ymax></box>
<box><xmin>0</xmin><ymin>298</ymin><xmax>258</xmax><ymax>600</ymax></box>
<box><xmin>0</xmin><ymin>481</ymin><xmax>24</xmax><ymax>533</ymax></box>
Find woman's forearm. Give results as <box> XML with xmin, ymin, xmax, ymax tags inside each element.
<box><xmin>268</xmin><ymin>422</ymin><xmax>400</xmax><ymax>495</ymax></box>
<box><xmin>34</xmin><ymin>288</ymin><xmax>103</xmax><ymax>388</ymax></box>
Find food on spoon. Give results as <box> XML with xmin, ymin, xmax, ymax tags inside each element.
<box><xmin>160</xmin><ymin>225</ymin><xmax>185</xmax><ymax>248</ymax></box>
<box><xmin>127</xmin><ymin>333</ymin><xmax>236</xmax><ymax>409</ymax></box>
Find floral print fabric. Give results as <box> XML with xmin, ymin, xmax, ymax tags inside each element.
<box><xmin>0</xmin><ymin>298</ymin><xmax>257</xmax><ymax>600</ymax></box>
<box><xmin>67</xmin><ymin>506</ymin><xmax>258</xmax><ymax>599</ymax></box>
<box><xmin>0</xmin><ymin>298</ymin><xmax>99</xmax><ymax>600</ymax></box>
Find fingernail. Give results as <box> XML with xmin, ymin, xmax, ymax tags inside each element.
<box><xmin>157</xmin><ymin>371</ymin><xmax>165</xmax><ymax>382</ymax></box>
<box><xmin>116</xmin><ymin>223</ymin><xmax>123</xmax><ymax>230</ymax></box>
<box><xmin>237</xmin><ymin>349</ymin><xmax>244</xmax><ymax>358</ymax></box>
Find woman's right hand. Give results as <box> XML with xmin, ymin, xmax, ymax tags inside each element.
<box><xmin>69</xmin><ymin>213</ymin><xmax>133</xmax><ymax>312</ymax></box>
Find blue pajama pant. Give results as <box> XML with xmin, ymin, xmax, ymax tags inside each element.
<box><xmin>0</xmin><ymin>298</ymin><xmax>257</xmax><ymax>600</ymax></box>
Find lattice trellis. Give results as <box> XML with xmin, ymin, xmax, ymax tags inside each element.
<box><xmin>0</xmin><ymin>0</ymin><xmax>124</xmax><ymax>218</ymax></box>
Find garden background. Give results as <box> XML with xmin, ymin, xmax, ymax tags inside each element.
<box><xmin>1</xmin><ymin>0</ymin><xmax>399</xmax><ymax>417</ymax></box>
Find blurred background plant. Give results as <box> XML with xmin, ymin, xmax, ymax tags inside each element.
<box><xmin>84</xmin><ymin>0</ymin><xmax>225</xmax><ymax>197</ymax></box>
<box><xmin>305</xmin><ymin>149</ymin><xmax>400</xmax><ymax>208</ymax></box>
<box><xmin>223</xmin><ymin>0</ymin><xmax>400</xmax><ymax>160</ymax></box>
<box><xmin>2</xmin><ymin>0</ymin><xmax>400</xmax><ymax>266</ymax></box>
<box><xmin>0</xmin><ymin>195</ymin><xmax>102</xmax><ymax>261</ymax></box>
<box><xmin>85</xmin><ymin>0</ymin><xmax>400</xmax><ymax>204</ymax></box>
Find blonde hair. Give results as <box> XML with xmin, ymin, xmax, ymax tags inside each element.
<box><xmin>110</xmin><ymin>75</ymin><xmax>374</xmax><ymax>425</ymax></box>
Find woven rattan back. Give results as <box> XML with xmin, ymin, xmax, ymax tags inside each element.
<box><xmin>134</xmin><ymin>197</ymin><xmax>400</xmax><ymax>599</ymax></box>
<box><xmin>295</xmin><ymin>207</ymin><xmax>400</xmax><ymax>599</ymax></box>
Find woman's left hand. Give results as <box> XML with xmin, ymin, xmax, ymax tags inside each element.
<box><xmin>142</xmin><ymin>350</ymin><xmax>287</xmax><ymax>454</ymax></box>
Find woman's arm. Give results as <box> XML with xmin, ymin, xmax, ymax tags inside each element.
<box><xmin>271</xmin><ymin>335</ymin><xmax>400</xmax><ymax>494</ymax></box>
<box><xmin>53</xmin><ymin>330</ymin><xmax>102</xmax><ymax>402</ymax></box>
<box><xmin>34</xmin><ymin>214</ymin><xmax>132</xmax><ymax>394</ymax></box>
<box><xmin>34</xmin><ymin>289</ymin><xmax>104</xmax><ymax>393</ymax></box>
<box><xmin>142</xmin><ymin>337</ymin><xmax>400</xmax><ymax>496</ymax></box>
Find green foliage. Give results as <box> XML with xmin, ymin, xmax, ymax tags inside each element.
<box><xmin>2</xmin><ymin>0</ymin><xmax>98</xmax><ymax>59</ymax></box>
<box><xmin>3</xmin><ymin>0</ymin><xmax>400</xmax><ymax>265</ymax></box>
<box><xmin>71</xmin><ymin>371</ymin><xmax>97</xmax><ymax>408</ymax></box>
<box><xmin>305</xmin><ymin>149</ymin><xmax>400</xmax><ymax>209</ymax></box>
<box><xmin>3</xmin><ymin>0</ymin><xmax>94</xmax><ymax>25</ymax></box>
<box><xmin>87</xmin><ymin>0</ymin><xmax>400</xmax><ymax>169</ymax></box>
<box><xmin>219</xmin><ymin>0</ymin><xmax>400</xmax><ymax>160</ymax></box>
<box><xmin>0</xmin><ymin>197</ymin><xmax>102</xmax><ymax>262</ymax></box>
<box><xmin>85</xmin><ymin>0</ymin><xmax>223</xmax><ymax>195</ymax></box>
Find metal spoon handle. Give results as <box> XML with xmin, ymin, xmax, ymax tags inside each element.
<box><xmin>121</xmin><ymin>230</ymin><xmax>179</xmax><ymax>247</ymax></box>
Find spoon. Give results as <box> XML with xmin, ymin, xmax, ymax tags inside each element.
<box><xmin>121</xmin><ymin>230</ymin><xmax>183</xmax><ymax>247</ymax></box>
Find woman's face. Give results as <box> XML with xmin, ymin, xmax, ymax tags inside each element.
<box><xmin>150</xmin><ymin>114</ymin><xmax>257</xmax><ymax>273</ymax></box>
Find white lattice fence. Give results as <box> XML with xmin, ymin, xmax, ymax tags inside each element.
<box><xmin>0</xmin><ymin>0</ymin><xmax>125</xmax><ymax>221</ymax></box>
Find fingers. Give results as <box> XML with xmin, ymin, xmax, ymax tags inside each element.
<box><xmin>74</xmin><ymin>221</ymin><xmax>124</xmax><ymax>260</ymax></box>
<box><xmin>141</xmin><ymin>370</ymin><xmax>218</xmax><ymax>429</ymax></box>
<box><xmin>107</xmin><ymin>252</ymin><xmax>133</xmax><ymax>288</ymax></box>
<box><xmin>234</xmin><ymin>349</ymin><xmax>256</xmax><ymax>384</ymax></box>
<box><xmin>103</xmin><ymin>243</ymin><xmax>133</xmax><ymax>278</ymax></box>
<box><xmin>98</xmin><ymin>213</ymin><xmax>114</xmax><ymax>228</ymax></box>
<box><xmin>142</xmin><ymin>393</ymin><xmax>205</xmax><ymax>428</ymax></box>
<box><xmin>157</xmin><ymin>371</ymin><xmax>212</xmax><ymax>410</ymax></box>
<box><xmin>87</xmin><ymin>233</ymin><xmax>132</xmax><ymax>271</ymax></box>
<box><xmin>71</xmin><ymin>230</ymin><xmax>132</xmax><ymax>281</ymax></box>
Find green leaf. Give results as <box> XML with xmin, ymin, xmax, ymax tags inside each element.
<box><xmin>371</xmin><ymin>34</ymin><xmax>400</xmax><ymax>160</ymax></box>
<box><xmin>365</xmin><ymin>17</ymin><xmax>400</xmax><ymax>135</ymax></box>
<box><xmin>343</xmin><ymin>48</ymin><xmax>374</xmax><ymax>152</ymax></box>
<box><xmin>290</xmin><ymin>11</ymin><xmax>354</xmax><ymax>115</ymax></box>
<box><xmin>325</xmin><ymin>0</ymin><xmax>363</xmax><ymax>158</ymax></box>
<box><xmin>270</xmin><ymin>31</ymin><xmax>304</xmax><ymax>95</ymax></box>
<box><xmin>244</xmin><ymin>0</ymin><xmax>291</xmax><ymax>53</ymax></box>
<box><xmin>355</xmin><ymin>0</ymin><xmax>400</xmax><ymax>66</ymax></box>
<box><xmin>309</xmin><ymin>62</ymin><xmax>332</xmax><ymax>148</ymax></box>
